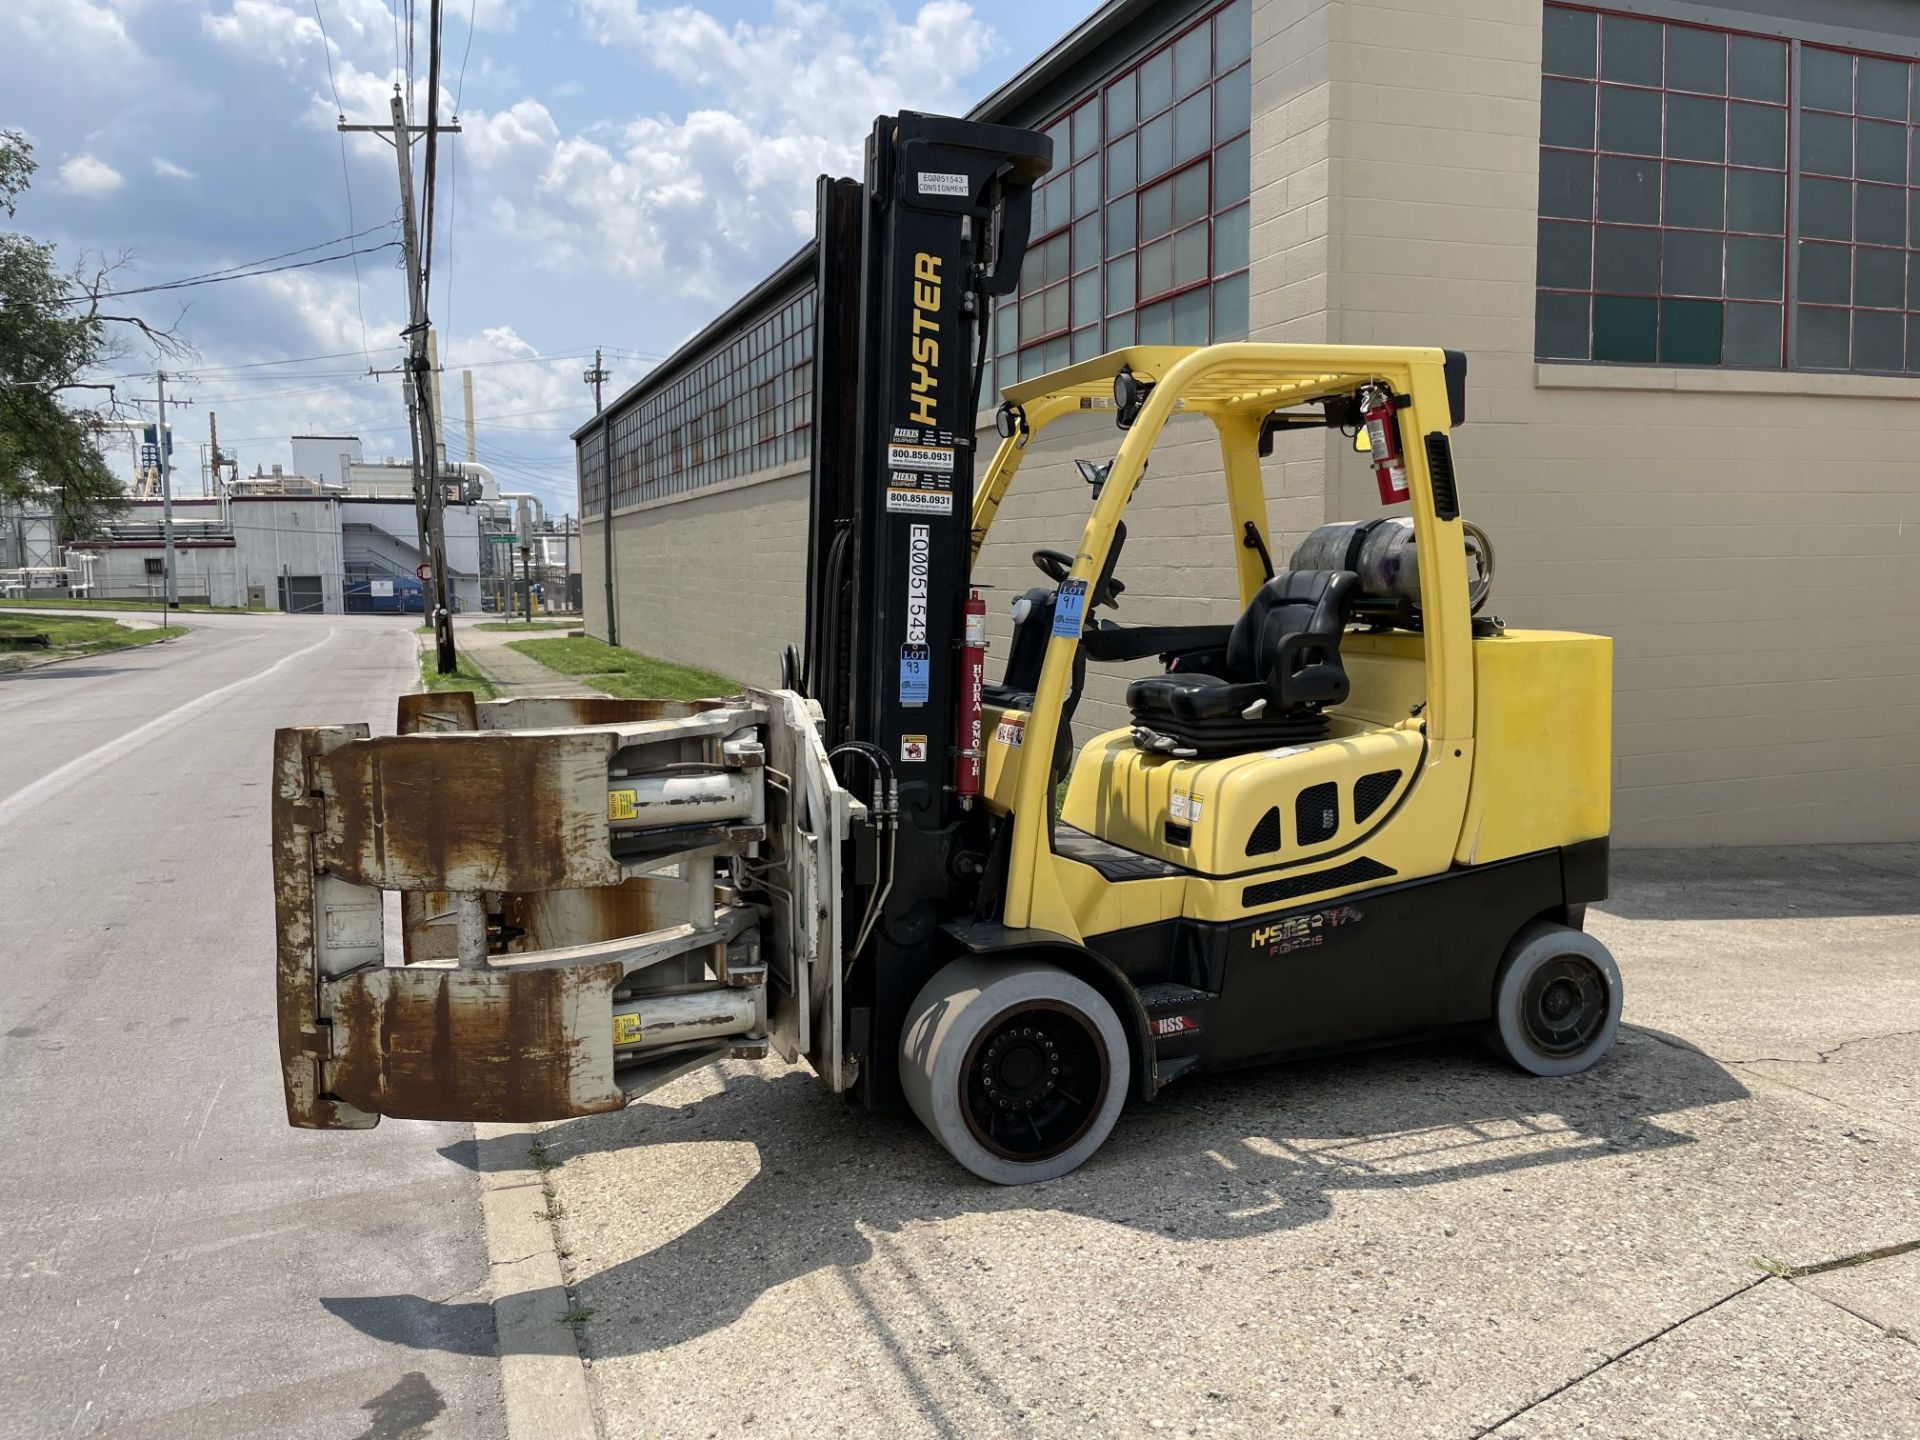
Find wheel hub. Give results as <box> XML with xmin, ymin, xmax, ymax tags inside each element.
<box><xmin>1520</xmin><ymin>956</ymin><xmax>1608</xmax><ymax>1058</ymax></box>
<box><xmin>961</xmin><ymin>1002</ymin><xmax>1108</xmax><ymax>1163</ymax></box>
<box><xmin>979</xmin><ymin>1026</ymin><xmax>1060</xmax><ymax>1111</ymax></box>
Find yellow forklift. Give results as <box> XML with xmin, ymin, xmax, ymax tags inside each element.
<box><xmin>270</xmin><ymin>112</ymin><xmax>1619</xmax><ymax>1184</ymax></box>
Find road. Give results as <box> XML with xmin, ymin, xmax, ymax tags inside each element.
<box><xmin>0</xmin><ymin>612</ymin><xmax>506</xmax><ymax>1439</ymax></box>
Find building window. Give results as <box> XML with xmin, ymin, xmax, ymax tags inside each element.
<box><xmin>1538</xmin><ymin>5</ymin><xmax>1920</xmax><ymax>375</ymax></box>
<box><xmin>144</xmin><ymin>557</ymin><xmax>165</xmax><ymax>576</ymax></box>
<box><xmin>599</xmin><ymin>287</ymin><xmax>816</xmax><ymax>508</ymax></box>
<box><xmin>995</xmin><ymin>0</ymin><xmax>1252</xmax><ymax>394</ymax></box>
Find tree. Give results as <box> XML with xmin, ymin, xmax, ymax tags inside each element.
<box><xmin>0</xmin><ymin>130</ymin><xmax>183</xmax><ymax>539</ymax></box>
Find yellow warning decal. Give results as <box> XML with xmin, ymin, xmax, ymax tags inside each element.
<box><xmin>612</xmin><ymin>1012</ymin><xmax>643</xmax><ymax>1047</ymax></box>
<box><xmin>608</xmin><ymin>788</ymin><xmax>639</xmax><ymax>822</ymax></box>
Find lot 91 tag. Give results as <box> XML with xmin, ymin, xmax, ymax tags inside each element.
<box><xmin>1051</xmin><ymin>579</ymin><xmax>1088</xmax><ymax>638</ymax></box>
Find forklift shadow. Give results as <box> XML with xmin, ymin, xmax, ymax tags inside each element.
<box><xmin>362</xmin><ymin>1024</ymin><xmax>1746</xmax><ymax>1360</ymax></box>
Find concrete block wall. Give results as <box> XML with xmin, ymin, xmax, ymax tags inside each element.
<box><xmin>585</xmin><ymin>466</ymin><xmax>810</xmax><ymax>687</ymax></box>
<box><xmin>1317</xmin><ymin>0</ymin><xmax>1920</xmax><ymax>844</ymax></box>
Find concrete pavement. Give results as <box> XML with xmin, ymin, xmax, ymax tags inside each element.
<box><xmin>0</xmin><ymin>611</ymin><xmax>507</xmax><ymax>1439</ymax></box>
<box><xmin>506</xmin><ymin>844</ymin><xmax>1918</xmax><ymax>1440</ymax></box>
<box><xmin>415</xmin><ymin>617</ymin><xmax>1920</xmax><ymax>1437</ymax></box>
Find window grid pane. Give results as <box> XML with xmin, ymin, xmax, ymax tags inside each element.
<box><xmin>995</xmin><ymin>0</ymin><xmax>1253</xmax><ymax>394</ymax></box>
<box><xmin>1537</xmin><ymin>5</ymin><xmax>1920</xmax><ymax>375</ymax></box>
<box><xmin>1798</xmin><ymin>41</ymin><xmax>1918</xmax><ymax>371</ymax></box>
<box><xmin>594</xmin><ymin>287</ymin><xmax>817</xmax><ymax>506</ymax></box>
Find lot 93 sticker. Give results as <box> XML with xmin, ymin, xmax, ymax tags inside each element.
<box><xmin>899</xmin><ymin>643</ymin><xmax>930</xmax><ymax>705</ymax></box>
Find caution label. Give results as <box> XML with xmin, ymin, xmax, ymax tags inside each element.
<box><xmin>607</xmin><ymin>788</ymin><xmax>639</xmax><ymax>822</ymax></box>
<box><xmin>612</xmin><ymin>1012</ymin><xmax>643</xmax><ymax>1046</ymax></box>
<box><xmin>900</xmin><ymin>733</ymin><xmax>929</xmax><ymax>762</ymax></box>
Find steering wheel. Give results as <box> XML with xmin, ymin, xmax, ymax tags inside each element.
<box><xmin>1031</xmin><ymin>548</ymin><xmax>1074</xmax><ymax>585</ymax></box>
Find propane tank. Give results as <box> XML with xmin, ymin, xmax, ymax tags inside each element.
<box><xmin>1288</xmin><ymin>518</ymin><xmax>1494</xmax><ymax>613</ymax></box>
<box><xmin>955</xmin><ymin>587</ymin><xmax>986</xmax><ymax>805</ymax></box>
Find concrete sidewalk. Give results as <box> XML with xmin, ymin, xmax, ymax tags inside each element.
<box><xmin>453</xmin><ymin>620</ymin><xmax>596</xmax><ymax>699</ymax></box>
<box><xmin>522</xmin><ymin>842</ymin><xmax>1919</xmax><ymax>1439</ymax></box>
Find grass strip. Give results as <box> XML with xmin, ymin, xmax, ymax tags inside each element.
<box><xmin>417</xmin><ymin>642</ymin><xmax>499</xmax><ymax>700</ymax></box>
<box><xmin>0</xmin><ymin>597</ymin><xmax>264</xmax><ymax>614</ymax></box>
<box><xmin>504</xmin><ymin>636</ymin><xmax>735</xmax><ymax>701</ymax></box>
<box><xmin>0</xmin><ymin>613</ymin><xmax>186</xmax><ymax>671</ymax></box>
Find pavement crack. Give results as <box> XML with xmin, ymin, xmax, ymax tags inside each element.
<box><xmin>1772</xmin><ymin>1238</ymin><xmax>1920</xmax><ymax>1279</ymax></box>
<box><xmin>1787</xmin><ymin>1279</ymin><xmax>1920</xmax><ymax>1348</ymax></box>
<box><xmin>1701</xmin><ymin>1028</ymin><xmax>1920</xmax><ymax>1068</ymax></box>
<box><xmin>488</xmin><ymin>1251</ymin><xmax>546</xmax><ymax>1269</ymax></box>
<box><xmin>1470</xmin><ymin>1275</ymin><xmax>1771</xmax><ymax>1438</ymax></box>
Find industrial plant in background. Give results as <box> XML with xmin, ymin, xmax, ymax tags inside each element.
<box><xmin>0</xmin><ymin>375</ymin><xmax>581</xmax><ymax>615</ymax></box>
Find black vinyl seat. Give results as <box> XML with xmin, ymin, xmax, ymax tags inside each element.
<box><xmin>1126</xmin><ymin>570</ymin><xmax>1359</xmax><ymax>755</ymax></box>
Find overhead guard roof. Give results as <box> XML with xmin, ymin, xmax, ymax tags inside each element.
<box><xmin>998</xmin><ymin>343</ymin><xmax>1458</xmax><ymax>418</ymax></box>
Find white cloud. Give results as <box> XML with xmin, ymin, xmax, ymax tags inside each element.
<box><xmin>59</xmin><ymin>154</ymin><xmax>125</xmax><ymax>196</ymax></box>
<box><xmin>200</xmin><ymin>0</ymin><xmax>323</xmax><ymax>67</ymax></box>
<box><xmin>4</xmin><ymin>0</ymin><xmax>134</xmax><ymax>57</ymax></box>
<box><xmin>152</xmin><ymin>157</ymin><xmax>195</xmax><ymax>180</ymax></box>
<box><xmin>464</xmin><ymin>1</ymin><xmax>998</xmax><ymax>299</ymax></box>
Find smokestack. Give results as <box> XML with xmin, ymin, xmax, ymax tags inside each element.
<box><xmin>427</xmin><ymin>331</ymin><xmax>446</xmax><ymax>469</ymax></box>
<box><xmin>462</xmin><ymin>368</ymin><xmax>476</xmax><ymax>463</ymax></box>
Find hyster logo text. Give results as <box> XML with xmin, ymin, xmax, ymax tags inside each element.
<box><xmin>908</xmin><ymin>252</ymin><xmax>941</xmax><ymax>426</ymax></box>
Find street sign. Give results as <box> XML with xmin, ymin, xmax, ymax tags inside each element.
<box><xmin>415</xmin><ymin>563</ymin><xmax>433</xmax><ymax>581</ymax></box>
<box><xmin>484</xmin><ymin>534</ymin><xmax>518</xmax><ymax>544</ymax></box>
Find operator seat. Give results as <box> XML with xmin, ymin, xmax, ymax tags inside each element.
<box><xmin>1126</xmin><ymin>569</ymin><xmax>1360</xmax><ymax>756</ymax></box>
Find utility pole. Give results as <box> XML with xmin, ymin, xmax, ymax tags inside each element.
<box><xmin>207</xmin><ymin>410</ymin><xmax>220</xmax><ymax>497</ymax></box>
<box><xmin>563</xmin><ymin>514</ymin><xmax>572</xmax><ymax>615</ymax></box>
<box><xmin>341</xmin><ymin>87</ymin><xmax>460</xmax><ymax>671</ymax></box>
<box><xmin>157</xmin><ymin>372</ymin><xmax>178</xmax><ymax>610</ymax></box>
<box><xmin>584</xmin><ymin>349</ymin><xmax>616</xmax><ymax>644</ymax></box>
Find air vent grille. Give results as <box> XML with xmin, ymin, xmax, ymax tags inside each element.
<box><xmin>1353</xmin><ymin>769</ymin><xmax>1403</xmax><ymax>823</ymax></box>
<box><xmin>1296</xmin><ymin>782</ymin><xmax>1339</xmax><ymax>845</ymax></box>
<box><xmin>1242</xmin><ymin>857</ymin><xmax>1396</xmax><ymax>908</ymax></box>
<box><xmin>1246</xmin><ymin>806</ymin><xmax>1281</xmax><ymax>855</ymax></box>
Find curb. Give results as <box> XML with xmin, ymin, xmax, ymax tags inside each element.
<box><xmin>474</xmin><ymin>1121</ymin><xmax>602</xmax><ymax>1440</ymax></box>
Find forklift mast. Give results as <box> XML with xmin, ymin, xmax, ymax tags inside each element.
<box><xmin>802</xmin><ymin>113</ymin><xmax>1051</xmax><ymax>1108</ymax></box>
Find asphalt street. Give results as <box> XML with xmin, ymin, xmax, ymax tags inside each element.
<box><xmin>0</xmin><ymin>612</ymin><xmax>506</xmax><ymax>1439</ymax></box>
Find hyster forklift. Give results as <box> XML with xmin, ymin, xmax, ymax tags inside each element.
<box><xmin>271</xmin><ymin>112</ymin><xmax>1621</xmax><ymax>1184</ymax></box>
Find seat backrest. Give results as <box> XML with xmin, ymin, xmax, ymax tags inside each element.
<box><xmin>1225</xmin><ymin>569</ymin><xmax>1360</xmax><ymax>709</ymax></box>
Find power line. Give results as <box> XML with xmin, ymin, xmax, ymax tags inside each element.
<box><xmin>62</xmin><ymin>227</ymin><xmax>399</xmax><ymax>303</ymax></box>
<box><xmin>454</xmin><ymin>0</ymin><xmax>477</xmax><ymax>111</ymax></box>
<box><xmin>313</xmin><ymin>0</ymin><xmax>373</xmax><ymax>358</ymax></box>
<box><xmin>97</xmin><ymin>348</ymin><xmax>394</xmax><ymax>380</ymax></box>
<box><xmin>419</xmin><ymin>0</ymin><xmax>444</xmax><ymax>312</ymax></box>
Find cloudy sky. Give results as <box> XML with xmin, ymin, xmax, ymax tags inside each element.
<box><xmin>2</xmin><ymin>0</ymin><xmax>1091</xmax><ymax>513</ymax></box>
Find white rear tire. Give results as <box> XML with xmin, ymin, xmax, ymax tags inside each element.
<box><xmin>1490</xmin><ymin>921</ymin><xmax>1623</xmax><ymax>1077</ymax></box>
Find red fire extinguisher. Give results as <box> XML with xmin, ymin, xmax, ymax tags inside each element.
<box><xmin>1361</xmin><ymin>383</ymin><xmax>1408</xmax><ymax>506</ymax></box>
<box><xmin>956</xmin><ymin>587</ymin><xmax>986</xmax><ymax>804</ymax></box>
